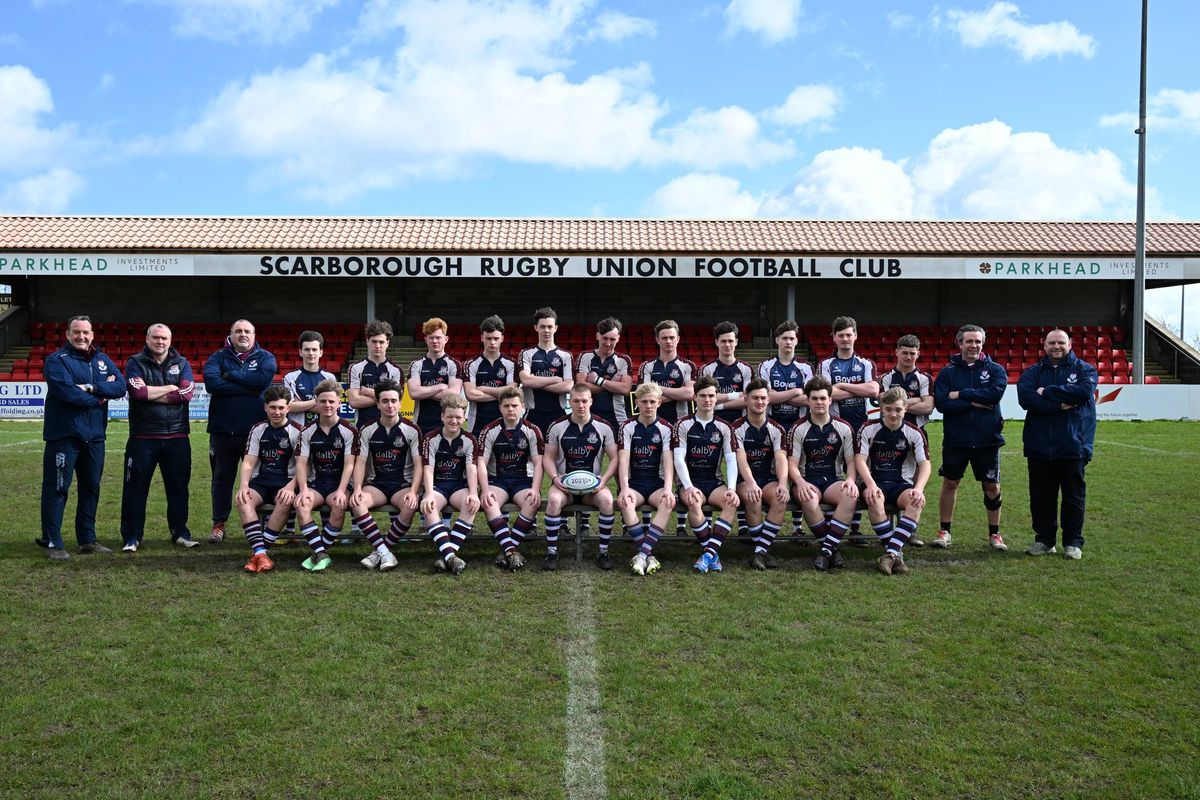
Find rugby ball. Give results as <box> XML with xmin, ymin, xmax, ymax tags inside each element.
<box><xmin>560</xmin><ymin>470</ymin><xmax>603</xmax><ymax>494</ymax></box>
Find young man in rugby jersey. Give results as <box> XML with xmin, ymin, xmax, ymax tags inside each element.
<box><xmin>575</xmin><ymin>316</ymin><xmax>633</xmax><ymax>429</ymax></box>
<box><xmin>283</xmin><ymin>331</ymin><xmax>338</xmax><ymax>427</ymax></box>
<box><xmin>639</xmin><ymin>319</ymin><xmax>696</xmax><ymax>532</ymax></box>
<box><xmin>464</xmin><ymin>315</ymin><xmax>516</xmax><ymax>432</ymax></box>
<box><xmin>703</xmin><ymin>321</ymin><xmax>754</xmax><ymax>425</ymax></box>
<box><xmin>877</xmin><ymin>334</ymin><xmax>934</xmax><ymax>544</ymax></box>
<box><xmin>348</xmin><ymin>320</ymin><xmax>404</xmax><ymax>429</ymax></box>
<box><xmin>237</xmin><ymin>386</ymin><xmax>302</xmax><ymax>573</ymax></box>
<box><xmin>420</xmin><ymin>395</ymin><xmax>479</xmax><ymax>575</ymax></box>
<box><xmin>408</xmin><ymin>317</ymin><xmax>465</xmax><ymax>435</ymax></box>
<box><xmin>617</xmin><ymin>383</ymin><xmax>676</xmax><ymax>576</ymax></box>
<box><xmin>732</xmin><ymin>379</ymin><xmax>791</xmax><ymax>570</ymax></box>
<box><xmin>673</xmin><ymin>376</ymin><xmax>740</xmax><ymax>574</ymax></box>
<box><xmin>819</xmin><ymin>316</ymin><xmax>879</xmax><ymax>541</ymax></box>
<box><xmin>757</xmin><ymin>320</ymin><xmax>813</xmax><ymax>534</ymax></box>
<box><xmin>349</xmin><ymin>379</ymin><xmax>423</xmax><ymax>572</ymax></box>
<box><xmin>518</xmin><ymin>307</ymin><xmax>574</xmax><ymax>436</ymax></box>
<box><xmin>477</xmin><ymin>386</ymin><xmax>544</xmax><ymax>572</ymax></box>
<box><xmin>855</xmin><ymin>388</ymin><xmax>931</xmax><ymax>576</ymax></box>
<box><xmin>293</xmin><ymin>380</ymin><xmax>357</xmax><ymax>572</ymax></box>
<box><xmin>788</xmin><ymin>376</ymin><xmax>860</xmax><ymax>572</ymax></box>
<box><xmin>542</xmin><ymin>383</ymin><xmax>618</xmax><ymax>571</ymax></box>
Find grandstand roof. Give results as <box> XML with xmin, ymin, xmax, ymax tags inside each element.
<box><xmin>2</xmin><ymin>216</ymin><xmax>1200</xmax><ymax>255</ymax></box>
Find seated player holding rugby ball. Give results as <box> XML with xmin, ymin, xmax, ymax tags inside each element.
<box><xmin>420</xmin><ymin>394</ymin><xmax>480</xmax><ymax>575</ymax></box>
<box><xmin>542</xmin><ymin>383</ymin><xmax>618</xmax><ymax>571</ymax></box>
<box><xmin>293</xmin><ymin>380</ymin><xmax>356</xmax><ymax>572</ymax></box>
<box><xmin>616</xmin><ymin>383</ymin><xmax>676</xmax><ymax>576</ymax></box>
<box><xmin>855</xmin><ymin>387</ymin><xmax>932</xmax><ymax>575</ymax></box>
<box><xmin>238</xmin><ymin>385</ymin><xmax>302</xmax><ymax>574</ymax></box>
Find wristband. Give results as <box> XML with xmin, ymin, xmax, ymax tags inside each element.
<box><xmin>727</xmin><ymin>391</ymin><xmax>741</xmax><ymax>400</ymax></box>
<box><xmin>596</xmin><ymin>376</ymin><xmax>606</xmax><ymax>387</ymax></box>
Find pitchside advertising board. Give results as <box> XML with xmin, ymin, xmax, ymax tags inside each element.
<box><xmin>2</xmin><ymin>382</ymin><xmax>1198</xmax><ymax>421</ymax></box>
<box><xmin>1</xmin><ymin>253</ymin><xmax>1197</xmax><ymax>280</ymax></box>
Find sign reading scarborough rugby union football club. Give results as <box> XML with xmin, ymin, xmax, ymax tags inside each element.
<box><xmin>0</xmin><ymin>253</ymin><xmax>1194</xmax><ymax>280</ymax></box>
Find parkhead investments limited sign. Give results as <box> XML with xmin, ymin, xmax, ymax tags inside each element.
<box><xmin>2</xmin><ymin>253</ymin><xmax>1194</xmax><ymax>280</ymax></box>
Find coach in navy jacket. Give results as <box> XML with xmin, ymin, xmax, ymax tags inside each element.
<box><xmin>203</xmin><ymin>319</ymin><xmax>276</xmax><ymax>539</ymax></box>
<box><xmin>39</xmin><ymin>315</ymin><xmax>127</xmax><ymax>558</ymax></box>
<box><xmin>1016</xmin><ymin>330</ymin><xmax>1097</xmax><ymax>557</ymax></box>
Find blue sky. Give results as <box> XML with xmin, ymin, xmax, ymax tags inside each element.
<box><xmin>2</xmin><ymin>0</ymin><xmax>1199</xmax><ymax>336</ymax></box>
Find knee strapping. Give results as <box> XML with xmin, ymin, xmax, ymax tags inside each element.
<box><xmin>983</xmin><ymin>491</ymin><xmax>1003</xmax><ymax>511</ymax></box>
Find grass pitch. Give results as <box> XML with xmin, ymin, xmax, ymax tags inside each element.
<box><xmin>1</xmin><ymin>420</ymin><xmax>1197</xmax><ymax>799</ymax></box>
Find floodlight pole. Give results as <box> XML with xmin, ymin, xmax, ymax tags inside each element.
<box><xmin>1132</xmin><ymin>0</ymin><xmax>1148</xmax><ymax>384</ymax></box>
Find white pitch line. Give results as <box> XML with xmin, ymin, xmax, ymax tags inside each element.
<box><xmin>1095</xmin><ymin>439</ymin><xmax>1199</xmax><ymax>458</ymax></box>
<box><xmin>0</xmin><ymin>439</ymin><xmax>39</xmax><ymax>448</ymax></box>
<box><xmin>564</xmin><ymin>574</ymin><xmax>607</xmax><ymax>800</ymax></box>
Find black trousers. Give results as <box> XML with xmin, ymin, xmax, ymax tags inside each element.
<box><xmin>120</xmin><ymin>436</ymin><xmax>192</xmax><ymax>544</ymax></box>
<box><xmin>1027</xmin><ymin>457</ymin><xmax>1087</xmax><ymax>548</ymax></box>
<box><xmin>209</xmin><ymin>432</ymin><xmax>249</xmax><ymax>524</ymax></box>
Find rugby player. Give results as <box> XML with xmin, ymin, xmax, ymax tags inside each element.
<box><xmin>408</xmin><ymin>317</ymin><xmax>465</xmax><ymax>435</ymax></box>
<box><xmin>701</xmin><ymin>321</ymin><xmax>753</xmax><ymax>425</ymax></box>
<box><xmin>878</xmin><ymin>334</ymin><xmax>933</xmax><ymax>545</ymax></box>
<box><xmin>788</xmin><ymin>376</ymin><xmax>860</xmax><ymax>572</ymax></box>
<box><xmin>348</xmin><ymin>320</ymin><xmax>403</xmax><ymax>429</ymax></box>
<box><xmin>673</xmin><ymin>376</ymin><xmax>740</xmax><ymax>574</ymax></box>
<box><xmin>757</xmin><ymin>320</ymin><xmax>813</xmax><ymax>533</ymax></box>
<box><xmin>349</xmin><ymin>379</ymin><xmax>422</xmax><ymax>572</ymax></box>
<box><xmin>518</xmin><ymin>307</ymin><xmax>574</xmax><ymax>435</ymax></box>
<box><xmin>731</xmin><ymin>379</ymin><xmax>790</xmax><ymax>570</ymax></box>
<box><xmin>542</xmin><ymin>384</ymin><xmax>618</xmax><ymax>571</ymax></box>
<box><xmin>283</xmin><ymin>330</ymin><xmax>338</xmax><ymax>427</ymax></box>
<box><xmin>477</xmin><ymin>387</ymin><xmax>545</xmax><ymax>571</ymax></box>
<box><xmin>237</xmin><ymin>386</ymin><xmax>301</xmax><ymax>573</ymax></box>
<box><xmin>293</xmin><ymin>380</ymin><xmax>357</xmax><ymax>571</ymax></box>
<box><xmin>639</xmin><ymin>319</ymin><xmax>695</xmax><ymax>532</ymax></box>
<box><xmin>855</xmin><ymin>388</ymin><xmax>931</xmax><ymax>576</ymax></box>
<box><xmin>933</xmin><ymin>324</ymin><xmax>1009</xmax><ymax>551</ymax></box>
<box><xmin>464</xmin><ymin>315</ymin><xmax>516</xmax><ymax>432</ymax></box>
<box><xmin>575</xmin><ymin>316</ymin><xmax>633</xmax><ymax>429</ymax></box>
<box><xmin>420</xmin><ymin>395</ymin><xmax>479</xmax><ymax>575</ymax></box>
<box><xmin>617</xmin><ymin>383</ymin><xmax>676</xmax><ymax>576</ymax></box>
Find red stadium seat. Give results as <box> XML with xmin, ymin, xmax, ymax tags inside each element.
<box><xmin>1145</xmin><ymin>376</ymin><xmax>1162</xmax><ymax>384</ymax></box>
<box><xmin>1114</xmin><ymin>375</ymin><xmax>1130</xmax><ymax>384</ymax></box>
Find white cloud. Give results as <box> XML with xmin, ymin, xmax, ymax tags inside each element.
<box><xmin>948</xmin><ymin>2</ymin><xmax>1096</xmax><ymax>60</ymax></box>
<box><xmin>886</xmin><ymin>11</ymin><xmax>915</xmax><ymax>31</ymax></box>
<box><xmin>143</xmin><ymin>0</ymin><xmax>338</xmax><ymax>44</ymax></box>
<box><xmin>587</xmin><ymin>10</ymin><xmax>656</xmax><ymax>42</ymax></box>
<box><xmin>178</xmin><ymin>0</ymin><xmax>794</xmax><ymax>201</ymax></box>
<box><xmin>650</xmin><ymin>120</ymin><xmax>1134</xmax><ymax>221</ymax></box>
<box><xmin>1100</xmin><ymin>88</ymin><xmax>1200</xmax><ymax>135</ymax></box>
<box><xmin>724</xmin><ymin>0</ymin><xmax>802</xmax><ymax>44</ymax></box>
<box><xmin>96</xmin><ymin>73</ymin><xmax>115</xmax><ymax>92</ymax></box>
<box><xmin>766</xmin><ymin>84</ymin><xmax>840</xmax><ymax>128</ymax></box>
<box><xmin>0</xmin><ymin>168</ymin><xmax>85</xmax><ymax>213</ymax></box>
<box><xmin>645</xmin><ymin>173</ymin><xmax>764</xmax><ymax>218</ymax></box>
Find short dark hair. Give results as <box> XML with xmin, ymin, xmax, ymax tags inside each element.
<box><xmin>655</xmin><ymin>319</ymin><xmax>679</xmax><ymax>336</ymax></box>
<box><xmin>480</xmin><ymin>315</ymin><xmax>505</xmax><ymax>333</ymax></box>
<box><xmin>956</xmin><ymin>324</ymin><xmax>986</xmax><ymax>343</ymax></box>
<box><xmin>264</xmin><ymin>385</ymin><xmax>292</xmax><ymax>404</ymax></box>
<box><xmin>896</xmin><ymin>334</ymin><xmax>920</xmax><ymax>350</ymax></box>
<box><xmin>365</xmin><ymin>320</ymin><xmax>393</xmax><ymax>340</ymax></box>
<box><xmin>832</xmin><ymin>316</ymin><xmax>857</xmax><ymax>335</ymax></box>
<box><xmin>374</xmin><ymin>378</ymin><xmax>402</xmax><ymax>399</ymax></box>
<box><xmin>534</xmin><ymin>307</ymin><xmax>558</xmax><ymax>324</ymax></box>
<box><xmin>298</xmin><ymin>330</ymin><xmax>324</xmax><ymax>347</ymax></box>
<box><xmin>694</xmin><ymin>375</ymin><xmax>719</xmax><ymax>393</ymax></box>
<box><xmin>773</xmin><ymin>320</ymin><xmax>798</xmax><ymax>337</ymax></box>
<box><xmin>712</xmin><ymin>321</ymin><xmax>738</xmax><ymax>339</ymax></box>
<box><xmin>804</xmin><ymin>376</ymin><xmax>833</xmax><ymax>396</ymax></box>
<box><xmin>597</xmin><ymin>317</ymin><xmax>622</xmax><ymax>335</ymax></box>
<box><xmin>745</xmin><ymin>378</ymin><xmax>769</xmax><ymax>394</ymax></box>
<box><xmin>67</xmin><ymin>314</ymin><xmax>92</xmax><ymax>327</ymax></box>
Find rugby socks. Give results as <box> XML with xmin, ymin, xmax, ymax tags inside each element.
<box><xmin>737</xmin><ymin>509</ymin><xmax>748</xmax><ymax>534</ymax></box>
<box><xmin>300</xmin><ymin>521</ymin><xmax>325</xmax><ymax>555</ymax></box>
<box><xmin>872</xmin><ymin>519</ymin><xmax>892</xmax><ymax>545</ymax></box>
<box><xmin>793</xmin><ymin>509</ymin><xmax>805</xmax><ymax>532</ymax></box>
<box><xmin>321</xmin><ymin>522</ymin><xmax>341</xmax><ymax>549</ymax></box>
<box><xmin>488</xmin><ymin>515</ymin><xmax>516</xmax><ymax>552</ymax></box>
<box><xmin>940</xmin><ymin>521</ymin><xmax>953</xmax><ymax>534</ymax></box>
<box><xmin>597</xmin><ymin>513</ymin><xmax>615</xmax><ymax>554</ymax></box>
<box><xmin>887</xmin><ymin>516</ymin><xmax>918</xmax><ymax>555</ymax></box>
<box><xmin>448</xmin><ymin>517</ymin><xmax>472</xmax><ymax>554</ymax></box>
<box><xmin>625</xmin><ymin>522</ymin><xmax>645</xmax><ymax>548</ymax></box>
<box><xmin>244</xmin><ymin>520</ymin><xmax>265</xmax><ymax>553</ymax></box>
<box><xmin>755</xmin><ymin>521</ymin><xmax>780</xmax><ymax>555</ymax></box>
<box><xmin>384</xmin><ymin>516</ymin><xmax>413</xmax><ymax>548</ymax></box>
<box><xmin>988</xmin><ymin>524</ymin><xmax>1000</xmax><ymax>537</ymax></box>
<box><xmin>544</xmin><ymin>514</ymin><xmax>562</xmax><ymax>555</ymax></box>
<box><xmin>691</xmin><ymin>518</ymin><xmax>711</xmax><ymax>547</ymax></box>
<box><xmin>262</xmin><ymin>525</ymin><xmax>281</xmax><ymax>548</ymax></box>
<box><xmin>427</xmin><ymin>521</ymin><xmax>456</xmax><ymax>560</ymax></box>
<box><xmin>706</xmin><ymin>518</ymin><xmax>732</xmax><ymax>558</ymax></box>
<box><xmin>676</xmin><ymin>511</ymin><xmax>688</xmax><ymax>532</ymax></box>
<box><xmin>512</xmin><ymin>514</ymin><xmax>535</xmax><ymax>546</ymax></box>
<box><xmin>354</xmin><ymin>512</ymin><xmax>385</xmax><ymax>549</ymax></box>
<box><xmin>642</xmin><ymin>511</ymin><xmax>652</xmax><ymax>529</ymax></box>
<box><xmin>287</xmin><ymin>511</ymin><xmax>297</xmax><ymax>534</ymax></box>
<box><xmin>851</xmin><ymin>509</ymin><xmax>863</xmax><ymax>535</ymax></box>
<box><xmin>638</xmin><ymin>524</ymin><xmax>664</xmax><ymax>557</ymax></box>
<box><xmin>820</xmin><ymin>518</ymin><xmax>849</xmax><ymax>556</ymax></box>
